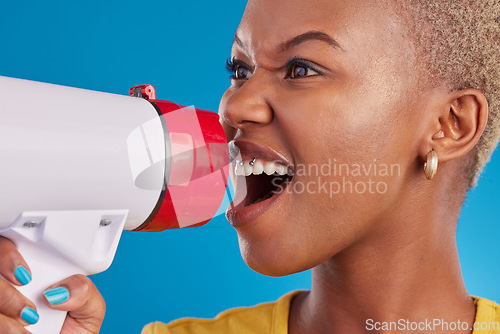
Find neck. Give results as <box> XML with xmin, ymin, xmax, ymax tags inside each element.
<box><xmin>290</xmin><ymin>181</ymin><xmax>476</xmax><ymax>334</ymax></box>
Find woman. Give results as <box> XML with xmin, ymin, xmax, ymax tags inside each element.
<box><xmin>0</xmin><ymin>0</ymin><xmax>499</xmax><ymax>333</ymax></box>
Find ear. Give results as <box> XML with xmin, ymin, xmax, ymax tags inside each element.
<box><xmin>420</xmin><ymin>89</ymin><xmax>488</xmax><ymax>162</ymax></box>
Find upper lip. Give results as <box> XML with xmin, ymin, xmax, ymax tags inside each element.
<box><xmin>229</xmin><ymin>139</ymin><xmax>294</xmax><ymax>171</ymax></box>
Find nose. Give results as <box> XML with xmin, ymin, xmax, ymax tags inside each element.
<box><xmin>219</xmin><ymin>72</ymin><xmax>274</xmax><ymax>135</ymax></box>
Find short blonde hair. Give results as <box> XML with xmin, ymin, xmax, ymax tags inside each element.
<box><xmin>397</xmin><ymin>0</ymin><xmax>500</xmax><ymax>189</ymax></box>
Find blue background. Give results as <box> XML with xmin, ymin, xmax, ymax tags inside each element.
<box><xmin>0</xmin><ymin>1</ymin><xmax>498</xmax><ymax>333</ymax></box>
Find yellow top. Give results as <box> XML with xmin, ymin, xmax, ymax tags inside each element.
<box><xmin>141</xmin><ymin>291</ymin><xmax>500</xmax><ymax>334</ymax></box>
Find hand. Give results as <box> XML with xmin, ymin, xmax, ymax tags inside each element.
<box><xmin>0</xmin><ymin>236</ymin><xmax>106</xmax><ymax>334</ymax></box>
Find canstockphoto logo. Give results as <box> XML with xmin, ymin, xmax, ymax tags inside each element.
<box><xmin>272</xmin><ymin>159</ymin><xmax>401</xmax><ymax>197</ymax></box>
<box><xmin>365</xmin><ymin>318</ymin><xmax>500</xmax><ymax>332</ymax></box>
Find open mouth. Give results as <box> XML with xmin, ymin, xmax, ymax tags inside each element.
<box><xmin>233</xmin><ymin>158</ymin><xmax>294</xmax><ymax>207</ymax></box>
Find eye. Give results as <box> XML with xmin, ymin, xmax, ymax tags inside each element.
<box><xmin>226</xmin><ymin>58</ymin><xmax>253</xmax><ymax>81</ymax></box>
<box><xmin>286</xmin><ymin>58</ymin><xmax>320</xmax><ymax>79</ymax></box>
<box><xmin>235</xmin><ymin>65</ymin><xmax>252</xmax><ymax>79</ymax></box>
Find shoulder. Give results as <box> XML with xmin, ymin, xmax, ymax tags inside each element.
<box><xmin>472</xmin><ymin>296</ymin><xmax>500</xmax><ymax>333</ymax></box>
<box><xmin>141</xmin><ymin>291</ymin><xmax>304</xmax><ymax>334</ymax></box>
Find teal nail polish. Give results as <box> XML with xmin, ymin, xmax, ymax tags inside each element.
<box><xmin>14</xmin><ymin>266</ymin><xmax>32</xmax><ymax>285</ymax></box>
<box><xmin>43</xmin><ymin>286</ymin><xmax>69</xmax><ymax>305</ymax></box>
<box><xmin>21</xmin><ymin>307</ymin><xmax>39</xmax><ymax>325</ymax></box>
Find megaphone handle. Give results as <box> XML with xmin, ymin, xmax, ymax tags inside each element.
<box><xmin>1</xmin><ymin>230</ymin><xmax>85</xmax><ymax>334</ymax></box>
<box><xmin>0</xmin><ymin>209</ymin><xmax>128</xmax><ymax>334</ymax></box>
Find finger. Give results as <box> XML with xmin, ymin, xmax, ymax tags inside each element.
<box><xmin>0</xmin><ymin>237</ymin><xmax>32</xmax><ymax>286</ymax></box>
<box><xmin>0</xmin><ymin>309</ymin><xmax>34</xmax><ymax>333</ymax></box>
<box><xmin>0</xmin><ymin>277</ymin><xmax>38</xmax><ymax>326</ymax></box>
<box><xmin>43</xmin><ymin>274</ymin><xmax>105</xmax><ymax>322</ymax></box>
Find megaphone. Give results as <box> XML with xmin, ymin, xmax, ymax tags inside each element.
<box><xmin>0</xmin><ymin>76</ymin><xmax>243</xmax><ymax>333</ymax></box>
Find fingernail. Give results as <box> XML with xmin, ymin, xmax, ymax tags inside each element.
<box><xmin>43</xmin><ymin>286</ymin><xmax>70</xmax><ymax>305</ymax></box>
<box><xmin>20</xmin><ymin>307</ymin><xmax>39</xmax><ymax>325</ymax></box>
<box><xmin>14</xmin><ymin>266</ymin><xmax>32</xmax><ymax>285</ymax></box>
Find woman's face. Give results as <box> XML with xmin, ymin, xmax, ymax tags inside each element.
<box><xmin>219</xmin><ymin>0</ymin><xmax>428</xmax><ymax>276</ymax></box>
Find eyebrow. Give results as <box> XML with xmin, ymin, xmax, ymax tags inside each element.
<box><xmin>233</xmin><ymin>31</ymin><xmax>344</xmax><ymax>52</ymax></box>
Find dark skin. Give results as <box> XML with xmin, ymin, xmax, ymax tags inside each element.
<box><xmin>221</xmin><ymin>0</ymin><xmax>488</xmax><ymax>333</ymax></box>
<box><xmin>0</xmin><ymin>0</ymin><xmax>489</xmax><ymax>333</ymax></box>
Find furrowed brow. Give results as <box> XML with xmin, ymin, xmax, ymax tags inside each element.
<box><xmin>233</xmin><ymin>34</ymin><xmax>244</xmax><ymax>48</ymax></box>
<box><xmin>281</xmin><ymin>31</ymin><xmax>343</xmax><ymax>52</ymax></box>
<box><xmin>232</xmin><ymin>31</ymin><xmax>344</xmax><ymax>54</ymax></box>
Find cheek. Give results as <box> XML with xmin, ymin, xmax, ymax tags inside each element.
<box><xmin>259</xmin><ymin>86</ymin><xmax>413</xmax><ymax>260</ymax></box>
<box><xmin>279</xmin><ymin>84</ymin><xmax>399</xmax><ymax>167</ymax></box>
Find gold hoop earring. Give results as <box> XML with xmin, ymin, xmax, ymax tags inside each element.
<box><xmin>424</xmin><ymin>149</ymin><xmax>438</xmax><ymax>180</ymax></box>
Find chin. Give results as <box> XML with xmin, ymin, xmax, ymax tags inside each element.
<box><xmin>237</xmin><ymin>236</ymin><xmax>316</xmax><ymax>277</ymax></box>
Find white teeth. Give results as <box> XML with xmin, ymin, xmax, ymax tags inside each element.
<box><xmin>234</xmin><ymin>161</ymin><xmax>244</xmax><ymax>176</ymax></box>
<box><xmin>233</xmin><ymin>159</ymin><xmax>292</xmax><ymax>177</ymax></box>
<box><xmin>264</xmin><ymin>161</ymin><xmax>277</xmax><ymax>175</ymax></box>
<box><xmin>275</xmin><ymin>164</ymin><xmax>287</xmax><ymax>176</ymax></box>
<box><xmin>244</xmin><ymin>161</ymin><xmax>253</xmax><ymax>176</ymax></box>
<box><xmin>252</xmin><ymin>159</ymin><xmax>264</xmax><ymax>175</ymax></box>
